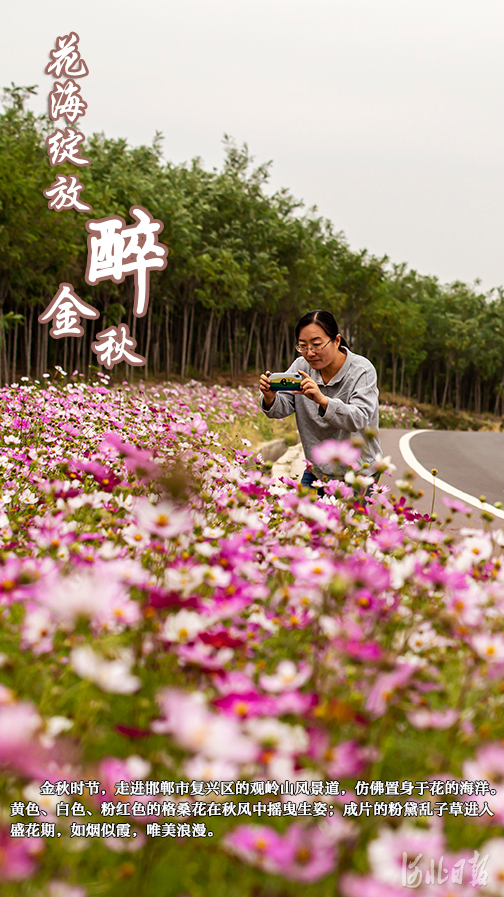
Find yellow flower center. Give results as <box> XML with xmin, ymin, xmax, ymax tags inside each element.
<box><xmin>296</xmin><ymin>847</ymin><xmax>311</xmax><ymax>865</ymax></box>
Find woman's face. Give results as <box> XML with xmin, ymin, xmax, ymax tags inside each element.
<box><xmin>297</xmin><ymin>323</ymin><xmax>339</xmax><ymax>368</ymax></box>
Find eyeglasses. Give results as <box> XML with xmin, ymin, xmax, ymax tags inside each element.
<box><xmin>295</xmin><ymin>338</ymin><xmax>333</xmax><ymax>355</ymax></box>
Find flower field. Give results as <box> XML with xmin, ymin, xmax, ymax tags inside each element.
<box><xmin>378</xmin><ymin>403</ymin><xmax>425</xmax><ymax>429</ymax></box>
<box><xmin>1</xmin><ymin>374</ymin><xmax>504</xmax><ymax>896</ymax></box>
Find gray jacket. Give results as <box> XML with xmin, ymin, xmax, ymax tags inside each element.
<box><xmin>260</xmin><ymin>349</ymin><xmax>382</xmax><ymax>480</ymax></box>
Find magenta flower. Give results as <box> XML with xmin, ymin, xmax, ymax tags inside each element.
<box><xmin>214</xmin><ymin>691</ymin><xmax>276</xmax><ymax>718</ymax></box>
<box><xmin>0</xmin><ymin>827</ymin><xmax>43</xmax><ymax>881</ymax></box>
<box><xmin>101</xmin><ymin>432</ymin><xmax>162</xmax><ymax>480</ymax></box>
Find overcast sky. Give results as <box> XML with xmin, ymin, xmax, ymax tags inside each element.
<box><xmin>3</xmin><ymin>0</ymin><xmax>504</xmax><ymax>293</ymax></box>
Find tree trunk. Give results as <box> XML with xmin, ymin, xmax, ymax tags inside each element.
<box><xmin>69</xmin><ymin>332</ymin><xmax>75</xmax><ymax>376</ymax></box>
<box><xmin>10</xmin><ymin>320</ymin><xmax>18</xmax><ymax>384</ymax></box>
<box><xmin>210</xmin><ymin>314</ymin><xmax>221</xmax><ymax>376</ymax></box>
<box><xmin>202</xmin><ymin>310</ymin><xmax>214</xmax><ymax>378</ymax></box>
<box><xmin>186</xmin><ymin>300</ymin><xmax>195</xmax><ymax>374</ymax></box>
<box><xmin>455</xmin><ymin>370</ymin><xmax>461</xmax><ymax>412</ymax></box>
<box><xmin>25</xmin><ymin>306</ymin><xmax>33</xmax><ymax>378</ymax></box>
<box><xmin>35</xmin><ymin>322</ymin><xmax>41</xmax><ymax>380</ymax></box>
<box><xmin>165</xmin><ymin>301</ymin><xmax>171</xmax><ymax>378</ymax></box>
<box><xmin>431</xmin><ymin>368</ymin><xmax>438</xmax><ymax>407</ymax></box>
<box><xmin>399</xmin><ymin>356</ymin><xmax>406</xmax><ymax>396</ymax></box>
<box><xmin>180</xmin><ymin>304</ymin><xmax>189</xmax><ymax>379</ymax></box>
<box><xmin>43</xmin><ymin>324</ymin><xmax>48</xmax><ymax>377</ymax></box>
<box><xmin>378</xmin><ymin>356</ymin><xmax>383</xmax><ymax>391</ymax></box>
<box><xmin>144</xmin><ymin>301</ymin><xmax>153</xmax><ymax>378</ymax></box>
<box><xmin>494</xmin><ymin>372</ymin><xmax>504</xmax><ymax>416</ymax></box>
<box><xmin>441</xmin><ymin>362</ymin><xmax>452</xmax><ymax>409</ymax></box>
<box><xmin>274</xmin><ymin>321</ymin><xmax>286</xmax><ymax>372</ymax></box>
<box><xmin>242</xmin><ymin>311</ymin><xmax>257</xmax><ymax>373</ymax></box>
<box><xmin>475</xmin><ymin>376</ymin><xmax>481</xmax><ymax>415</ymax></box>
<box><xmin>254</xmin><ymin>324</ymin><xmax>261</xmax><ymax>373</ymax></box>
<box><xmin>391</xmin><ymin>354</ymin><xmax>398</xmax><ymax>395</ymax></box>
<box><xmin>265</xmin><ymin>316</ymin><xmax>274</xmax><ymax>372</ymax></box>
<box><xmin>227</xmin><ymin>311</ymin><xmax>234</xmax><ymax>378</ymax></box>
<box><xmin>87</xmin><ymin>318</ymin><xmax>94</xmax><ymax>380</ymax></box>
<box><xmin>416</xmin><ymin>368</ymin><xmax>422</xmax><ymax>403</ymax></box>
<box><xmin>466</xmin><ymin>376</ymin><xmax>473</xmax><ymax>413</ymax></box>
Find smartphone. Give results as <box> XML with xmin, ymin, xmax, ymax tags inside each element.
<box><xmin>268</xmin><ymin>371</ymin><xmax>304</xmax><ymax>391</ymax></box>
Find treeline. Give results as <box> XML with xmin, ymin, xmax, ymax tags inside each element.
<box><xmin>2</xmin><ymin>84</ymin><xmax>504</xmax><ymax>414</ymax></box>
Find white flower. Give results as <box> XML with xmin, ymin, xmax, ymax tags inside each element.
<box><xmin>40</xmin><ymin>716</ymin><xmax>74</xmax><ymax>749</ymax></box>
<box><xmin>70</xmin><ymin>646</ymin><xmax>141</xmax><ymax>694</ymax></box>
<box><xmin>259</xmin><ymin>660</ymin><xmax>311</xmax><ymax>693</ymax></box>
<box><xmin>372</xmin><ymin>453</ymin><xmax>397</xmax><ymax>474</ymax></box>
<box><xmin>480</xmin><ymin>838</ymin><xmax>504</xmax><ymax>895</ymax></box>
<box><xmin>472</xmin><ymin>633</ymin><xmax>504</xmax><ymax>662</ymax></box>
<box><xmin>161</xmin><ymin>610</ymin><xmax>208</xmax><ymax>643</ymax></box>
<box><xmin>244</xmin><ymin>718</ymin><xmax>309</xmax><ymax>755</ymax></box>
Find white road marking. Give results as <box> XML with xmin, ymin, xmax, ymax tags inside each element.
<box><xmin>399</xmin><ymin>430</ymin><xmax>504</xmax><ymax>520</ymax></box>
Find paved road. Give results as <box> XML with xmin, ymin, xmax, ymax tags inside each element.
<box><xmin>272</xmin><ymin>428</ymin><xmax>504</xmax><ymax>533</ymax></box>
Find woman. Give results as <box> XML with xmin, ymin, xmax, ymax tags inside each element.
<box><xmin>259</xmin><ymin>309</ymin><xmax>382</xmax><ymax>496</ymax></box>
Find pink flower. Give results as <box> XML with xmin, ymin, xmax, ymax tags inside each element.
<box><xmin>406</xmin><ymin>709</ymin><xmax>458</xmax><ymax>729</ymax></box>
<box><xmin>223</xmin><ymin>824</ymin><xmax>285</xmax><ymax>874</ymax></box>
<box><xmin>0</xmin><ymin>700</ymin><xmax>49</xmax><ymax>778</ymax></box>
<box><xmin>273</xmin><ymin>823</ymin><xmax>337</xmax><ymax>882</ymax></box>
<box><xmin>442</xmin><ymin>496</ymin><xmax>472</xmax><ymax>515</ymax></box>
<box><xmin>371</xmin><ymin>520</ymin><xmax>405</xmax><ymax>551</ymax></box>
<box><xmin>177</xmin><ymin>642</ymin><xmax>234</xmax><ymax>670</ymax></box>
<box><xmin>0</xmin><ymin>826</ymin><xmax>43</xmax><ymax>881</ymax></box>
<box><xmin>312</xmin><ymin>439</ymin><xmax>361</xmax><ymax>468</ymax></box>
<box><xmin>152</xmin><ymin>689</ymin><xmax>257</xmax><ymax>762</ymax></box>
<box><xmin>224</xmin><ymin>823</ymin><xmax>337</xmax><ymax>882</ymax></box>
<box><xmin>325</xmin><ymin>740</ymin><xmax>377</xmax><ymax>778</ymax></box>
<box><xmin>366</xmin><ymin>664</ymin><xmax>417</xmax><ymax>717</ymax></box>
<box><xmin>101</xmin><ymin>432</ymin><xmax>162</xmax><ymax>481</ymax></box>
<box><xmin>98</xmin><ymin>755</ymin><xmax>151</xmax><ymax>802</ymax></box>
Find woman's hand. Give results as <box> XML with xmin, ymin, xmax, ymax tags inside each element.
<box><xmin>259</xmin><ymin>371</ymin><xmax>276</xmax><ymax>409</ymax></box>
<box><xmin>294</xmin><ymin>371</ymin><xmax>329</xmax><ymax>409</ymax></box>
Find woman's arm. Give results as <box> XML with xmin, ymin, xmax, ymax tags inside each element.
<box><xmin>321</xmin><ymin>370</ymin><xmax>378</xmax><ymax>432</ymax></box>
